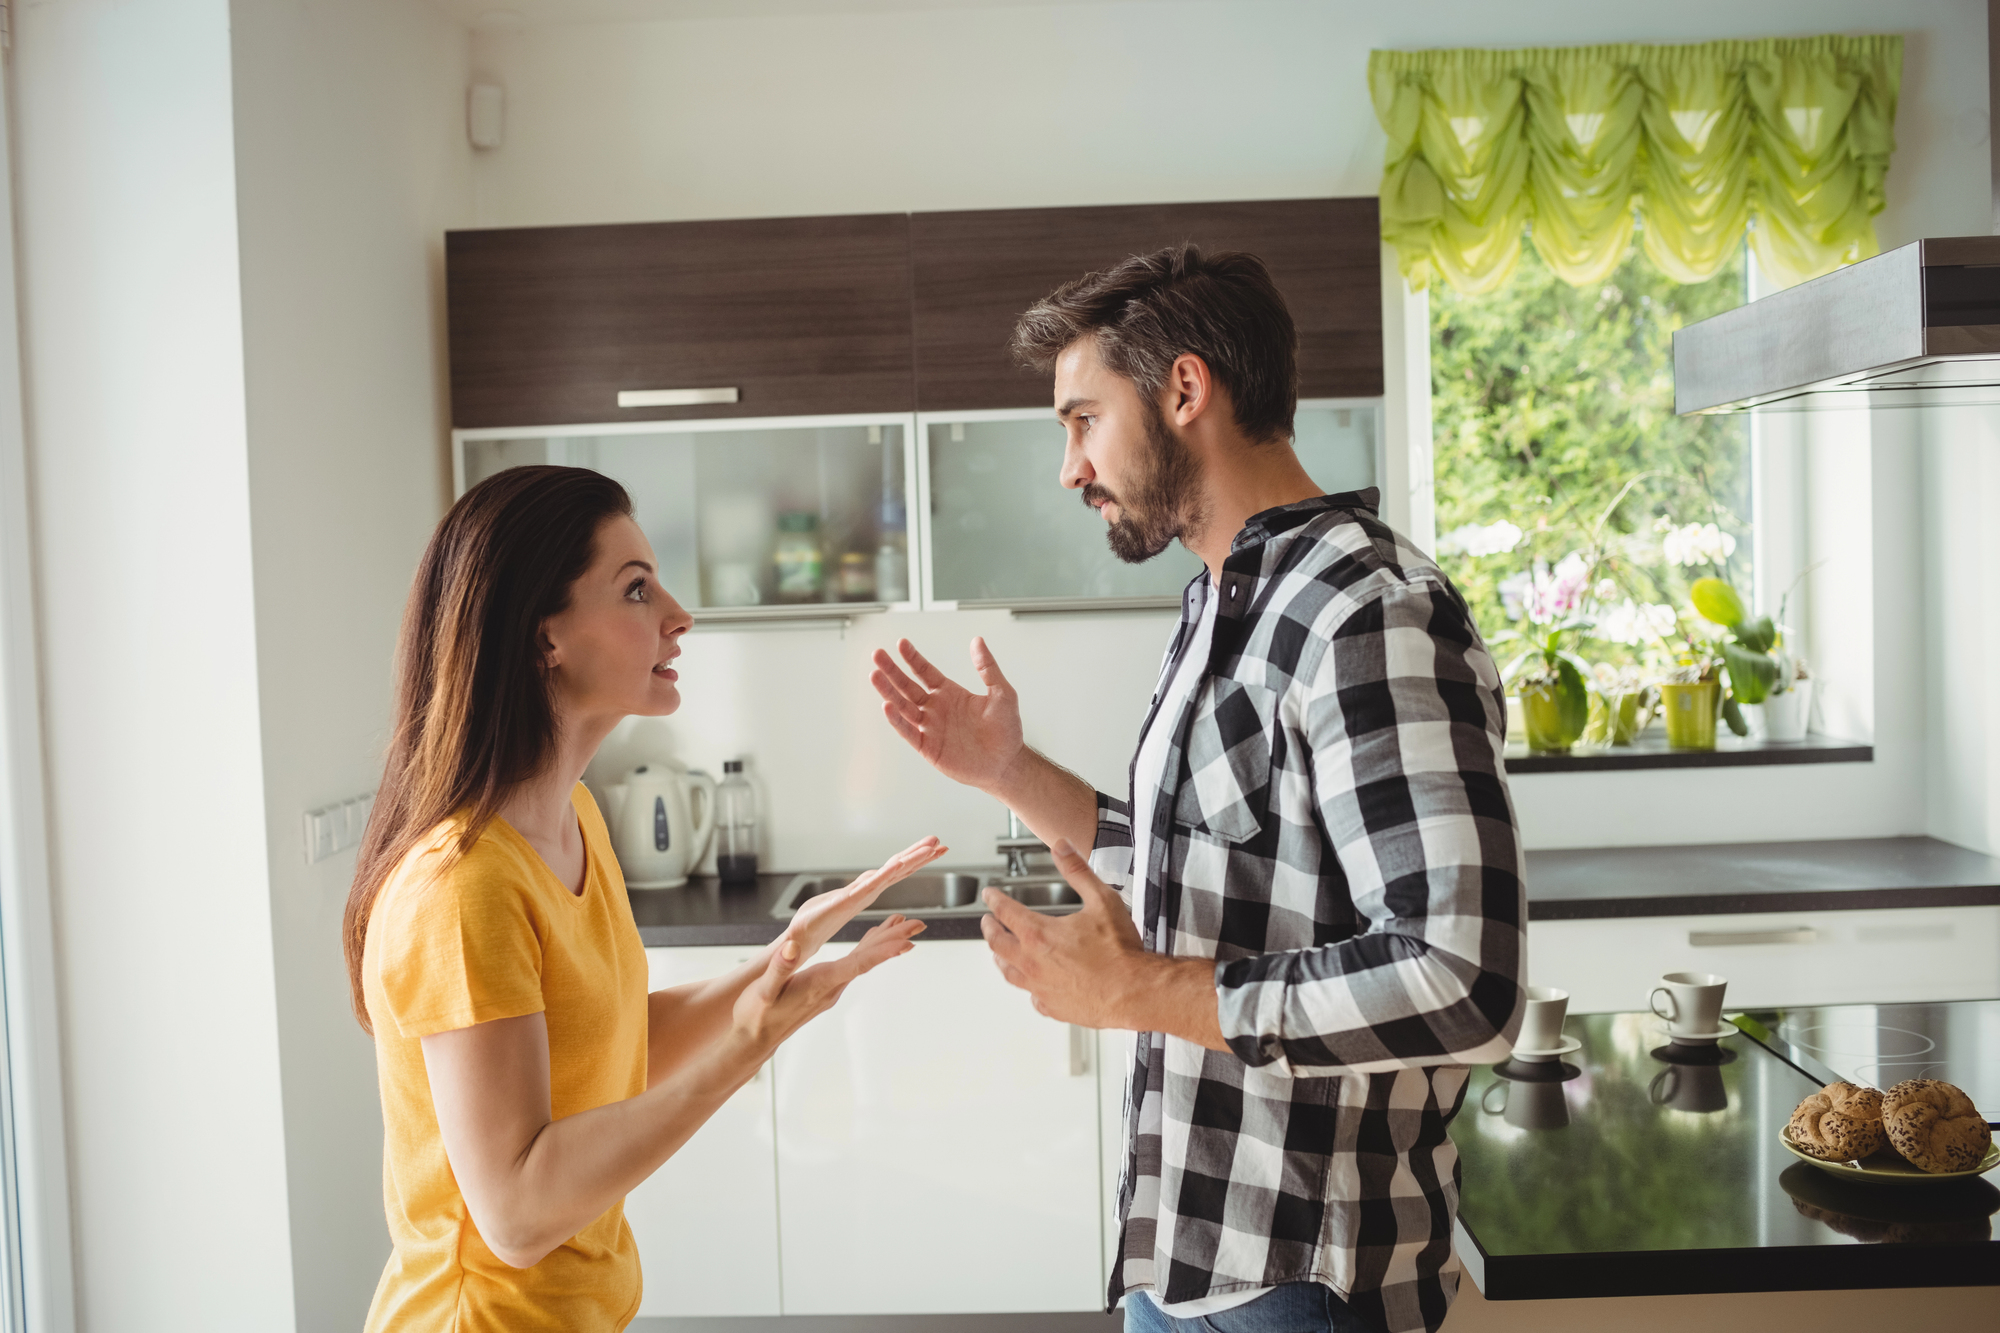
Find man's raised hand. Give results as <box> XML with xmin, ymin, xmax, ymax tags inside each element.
<box><xmin>869</xmin><ymin>637</ymin><xmax>1024</xmax><ymax>792</ymax></box>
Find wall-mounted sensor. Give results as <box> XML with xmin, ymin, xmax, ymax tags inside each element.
<box><xmin>468</xmin><ymin>84</ymin><xmax>505</xmax><ymax>150</ymax></box>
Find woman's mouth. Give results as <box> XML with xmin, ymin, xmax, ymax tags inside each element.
<box><xmin>653</xmin><ymin>664</ymin><xmax>678</xmax><ymax>681</ymax></box>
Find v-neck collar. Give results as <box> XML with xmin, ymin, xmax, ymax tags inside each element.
<box><xmin>494</xmin><ymin>786</ymin><xmax>594</xmax><ymax>902</ymax></box>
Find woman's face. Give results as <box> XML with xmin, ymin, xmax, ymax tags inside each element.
<box><xmin>541</xmin><ymin>515</ymin><xmax>693</xmax><ymax>722</ymax></box>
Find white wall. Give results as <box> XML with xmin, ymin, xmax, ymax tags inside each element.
<box><xmin>13</xmin><ymin>1</ymin><xmax>297</xmax><ymax>1328</ymax></box>
<box><xmin>1920</xmin><ymin>405</ymin><xmax>2000</xmax><ymax>856</ymax></box>
<box><xmin>473</xmin><ymin>0</ymin><xmax>1993</xmax><ymax>857</ymax></box>
<box><xmin>229</xmin><ymin>1</ymin><xmax>474</xmax><ymax>1328</ymax></box>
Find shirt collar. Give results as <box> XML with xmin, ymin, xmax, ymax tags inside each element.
<box><xmin>1228</xmin><ymin>487</ymin><xmax>1381</xmax><ymax>555</ymax></box>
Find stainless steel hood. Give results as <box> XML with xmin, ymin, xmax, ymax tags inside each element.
<box><xmin>1673</xmin><ymin>236</ymin><xmax>2000</xmax><ymax>414</ymax></box>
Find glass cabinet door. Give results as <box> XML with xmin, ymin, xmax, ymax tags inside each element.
<box><xmin>921</xmin><ymin>400</ymin><xmax>1381</xmax><ymax>608</ymax></box>
<box><xmin>457</xmin><ymin>416</ymin><xmax>915</xmax><ymax>619</ymax></box>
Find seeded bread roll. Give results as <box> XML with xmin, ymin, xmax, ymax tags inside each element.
<box><xmin>1787</xmin><ymin>1082</ymin><xmax>1887</xmax><ymax>1161</ymax></box>
<box><xmin>1881</xmin><ymin>1079</ymin><xmax>1991</xmax><ymax>1174</ymax></box>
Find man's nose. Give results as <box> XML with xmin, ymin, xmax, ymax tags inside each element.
<box><xmin>1059</xmin><ymin>435</ymin><xmax>1092</xmax><ymax>491</ymax></box>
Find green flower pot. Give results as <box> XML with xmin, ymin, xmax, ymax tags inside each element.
<box><xmin>1660</xmin><ymin>679</ymin><xmax>1721</xmax><ymax>750</ymax></box>
<box><xmin>1583</xmin><ymin>690</ymin><xmax>1650</xmax><ymax>746</ymax></box>
<box><xmin>1520</xmin><ymin>680</ymin><xmax>1587</xmax><ymax>753</ymax></box>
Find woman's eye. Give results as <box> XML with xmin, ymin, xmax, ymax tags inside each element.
<box><xmin>625</xmin><ymin>579</ymin><xmax>647</xmax><ymax>602</ymax></box>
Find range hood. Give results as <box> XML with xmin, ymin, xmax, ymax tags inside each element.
<box><xmin>1673</xmin><ymin>236</ymin><xmax>2000</xmax><ymax>414</ymax></box>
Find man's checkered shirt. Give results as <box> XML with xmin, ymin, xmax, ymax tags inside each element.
<box><xmin>1089</xmin><ymin>491</ymin><xmax>1526</xmax><ymax>1333</ymax></box>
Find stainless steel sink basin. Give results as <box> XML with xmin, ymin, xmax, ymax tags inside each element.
<box><xmin>771</xmin><ymin>869</ymin><xmax>1082</xmax><ymax>919</ymax></box>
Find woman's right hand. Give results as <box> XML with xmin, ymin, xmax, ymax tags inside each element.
<box><xmin>729</xmin><ymin>837</ymin><xmax>946</xmax><ymax>1058</ymax></box>
<box><xmin>730</xmin><ymin>913</ymin><xmax>924</xmax><ymax>1057</ymax></box>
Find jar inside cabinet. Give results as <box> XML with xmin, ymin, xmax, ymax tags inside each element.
<box><xmin>456</xmin><ymin>417</ymin><xmax>915</xmax><ymax>619</ymax></box>
<box><xmin>921</xmin><ymin>400</ymin><xmax>1381</xmax><ymax>608</ymax></box>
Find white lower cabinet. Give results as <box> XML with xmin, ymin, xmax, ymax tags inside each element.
<box><xmin>1529</xmin><ymin>904</ymin><xmax>2000</xmax><ymax>1014</ymax></box>
<box><xmin>626</xmin><ymin>947</ymin><xmax>782</xmax><ymax>1317</ymax></box>
<box><xmin>772</xmin><ymin>939</ymin><xmax>1104</xmax><ymax>1314</ymax></box>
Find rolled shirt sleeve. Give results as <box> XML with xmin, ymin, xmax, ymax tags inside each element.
<box><xmin>1089</xmin><ymin>790</ymin><xmax>1134</xmax><ymax>898</ymax></box>
<box><xmin>1215</xmin><ymin>581</ymin><xmax>1526</xmax><ymax>1075</ymax></box>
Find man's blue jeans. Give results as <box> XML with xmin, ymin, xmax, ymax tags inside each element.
<box><xmin>1122</xmin><ymin>1283</ymin><xmax>1374</xmax><ymax>1333</ymax></box>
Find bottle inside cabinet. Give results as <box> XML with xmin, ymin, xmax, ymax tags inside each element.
<box><xmin>459</xmin><ymin>420</ymin><xmax>912</xmax><ymax>612</ymax></box>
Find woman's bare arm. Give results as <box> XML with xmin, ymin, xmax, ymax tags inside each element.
<box><xmin>423</xmin><ymin>839</ymin><xmax>944</xmax><ymax>1267</ymax></box>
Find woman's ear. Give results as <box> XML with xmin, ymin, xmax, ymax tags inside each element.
<box><xmin>538</xmin><ymin>623</ymin><xmax>561</xmax><ymax>671</ymax></box>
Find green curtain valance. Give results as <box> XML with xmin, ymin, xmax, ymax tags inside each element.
<box><xmin>1369</xmin><ymin>35</ymin><xmax>1902</xmax><ymax>293</ymax></box>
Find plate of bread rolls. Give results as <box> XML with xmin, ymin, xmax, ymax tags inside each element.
<box><xmin>1782</xmin><ymin>1079</ymin><xmax>1998</xmax><ymax>1183</ymax></box>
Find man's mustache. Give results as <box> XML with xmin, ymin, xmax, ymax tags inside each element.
<box><xmin>1082</xmin><ymin>484</ymin><xmax>1119</xmax><ymax>511</ymax></box>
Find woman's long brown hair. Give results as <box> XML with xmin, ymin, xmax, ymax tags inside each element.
<box><xmin>343</xmin><ymin>465</ymin><xmax>634</xmax><ymax>1031</ymax></box>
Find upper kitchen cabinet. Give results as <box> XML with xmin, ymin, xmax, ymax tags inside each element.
<box><xmin>909</xmin><ymin>198</ymin><xmax>1383</xmax><ymax>410</ymax></box>
<box><xmin>446</xmin><ymin>214</ymin><xmax>916</xmax><ymax>428</ymax></box>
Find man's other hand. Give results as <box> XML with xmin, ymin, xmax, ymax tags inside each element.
<box><xmin>979</xmin><ymin>839</ymin><xmax>1228</xmax><ymax>1050</ymax></box>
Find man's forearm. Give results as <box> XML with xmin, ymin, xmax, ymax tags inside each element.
<box><xmin>1111</xmin><ymin>954</ymin><xmax>1229</xmax><ymax>1052</ymax></box>
<box><xmin>982</xmin><ymin>746</ymin><xmax>1100</xmax><ymax>858</ymax></box>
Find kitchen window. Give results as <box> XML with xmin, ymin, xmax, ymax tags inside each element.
<box><xmin>1430</xmin><ymin>226</ymin><xmax>1754</xmax><ymax>668</ymax></box>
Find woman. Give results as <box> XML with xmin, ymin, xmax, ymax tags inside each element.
<box><xmin>343</xmin><ymin>465</ymin><xmax>943</xmax><ymax>1330</ymax></box>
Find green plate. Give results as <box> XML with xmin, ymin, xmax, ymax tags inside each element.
<box><xmin>1779</xmin><ymin>1128</ymin><xmax>2000</xmax><ymax>1184</ymax></box>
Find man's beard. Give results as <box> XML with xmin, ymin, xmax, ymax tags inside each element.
<box><xmin>1082</xmin><ymin>400</ymin><xmax>1205</xmax><ymax>564</ymax></box>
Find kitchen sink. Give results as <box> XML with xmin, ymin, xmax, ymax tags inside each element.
<box><xmin>770</xmin><ymin>869</ymin><xmax>1082</xmax><ymax>919</ymax></box>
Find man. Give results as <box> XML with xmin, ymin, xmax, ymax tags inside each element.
<box><xmin>869</xmin><ymin>245</ymin><xmax>1524</xmax><ymax>1333</ymax></box>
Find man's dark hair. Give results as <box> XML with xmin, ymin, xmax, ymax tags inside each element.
<box><xmin>1012</xmin><ymin>243</ymin><xmax>1298</xmax><ymax>443</ymax></box>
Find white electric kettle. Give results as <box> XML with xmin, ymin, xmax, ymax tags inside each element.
<box><xmin>603</xmin><ymin>760</ymin><xmax>716</xmax><ymax>889</ymax></box>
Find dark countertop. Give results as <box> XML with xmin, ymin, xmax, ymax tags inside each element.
<box><xmin>631</xmin><ymin>837</ymin><xmax>2000</xmax><ymax>946</ymax></box>
<box><xmin>1452</xmin><ymin>1003</ymin><xmax>1999</xmax><ymax>1300</ymax></box>
<box><xmin>1524</xmin><ymin>836</ymin><xmax>2000</xmax><ymax>920</ymax></box>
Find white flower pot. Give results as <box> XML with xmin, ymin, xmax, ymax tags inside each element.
<box><xmin>1752</xmin><ymin>681</ymin><xmax>1813</xmax><ymax>742</ymax></box>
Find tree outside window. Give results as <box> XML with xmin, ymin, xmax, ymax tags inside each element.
<box><xmin>1429</xmin><ymin>226</ymin><xmax>1758</xmax><ymax>735</ymax></box>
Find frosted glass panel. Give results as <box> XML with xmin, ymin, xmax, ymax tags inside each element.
<box><xmin>925</xmin><ymin>402</ymin><xmax>1380</xmax><ymax>605</ymax></box>
<box><xmin>1292</xmin><ymin>402</ymin><xmax>1378</xmax><ymax>496</ymax></box>
<box><xmin>926</xmin><ymin>418</ymin><xmax>1202</xmax><ymax>603</ymax></box>
<box><xmin>460</xmin><ymin>424</ymin><xmax>910</xmax><ymax>611</ymax></box>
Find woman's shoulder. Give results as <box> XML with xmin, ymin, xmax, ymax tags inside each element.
<box><xmin>376</xmin><ymin>814</ymin><xmax>540</xmax><ymax>931</ymax></box>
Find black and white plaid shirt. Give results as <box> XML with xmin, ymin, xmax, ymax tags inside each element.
<box><xmin>1089</xmin><ymin>490</ymin><xmax>1526</xmax><ymax>1333</ymax></box>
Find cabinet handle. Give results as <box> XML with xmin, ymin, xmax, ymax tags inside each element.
<box><xmin>617</xmin><ymin>387</ymin><xmax>740</xmax><ymax>408</ymax></box>
<box><xmin>1068</xmin><ymin>1025</ymin><xmax>1092</xmax><ymax>1077</ymax></box>
<box><xmin>1688</xmin><ymin>926</ymin><xmax>1821</xmax><ymax>947</ymax></box>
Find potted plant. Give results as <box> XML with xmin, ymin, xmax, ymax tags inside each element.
<box><xmin>1658</xmin><ymin>657</ymin><xmax>1723</xmax><ymax>749</ymax></box>
<box><xmin>1688</xmin><ymin>577</ymin><xmax>1809</xmax><ymax>740</ymax></box>
<box><xmin>1583</xmin><ymin>663</ymin><xmax>1655</xmax><ymax>746</ymax></box>
<box><xmin>1495</xmin><ymin>555</ymin><xmax>1593</xmax><ymax>753</ymax></box>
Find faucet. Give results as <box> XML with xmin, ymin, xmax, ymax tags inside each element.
<box><xmin>997</xmin><ymin>811</ymin><xmax>1048</xmax><ymax>879</ymax></box>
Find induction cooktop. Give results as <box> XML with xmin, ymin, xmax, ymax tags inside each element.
<box><xmin>1741</xmin><ymin>999</ymin><xmax>1999</xmax><ymax>1123</ymax></box>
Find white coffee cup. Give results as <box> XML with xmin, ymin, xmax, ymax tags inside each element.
<box><xmin>1515</xmin><ymin>985</ymin><xmax>1570</xmax><ymax>1053</ymax></box>
<box><xmin>1649</xmin><ymin>971</ymin><xmax>1727</xmax><ymax>1037</ymax></box>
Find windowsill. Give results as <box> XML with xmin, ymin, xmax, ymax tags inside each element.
<box><xmin>1506</xmin><ymin>731</ymin><xmax>1871</xmax><ymax>774</ymax></box>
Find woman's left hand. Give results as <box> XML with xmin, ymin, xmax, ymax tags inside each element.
<box><xmin>779</xmin><ymin>836</ymin><xmax>947</xmax><ymax>964</ymax></box>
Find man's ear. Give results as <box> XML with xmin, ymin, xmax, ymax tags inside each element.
<box><xmin>1166</xmin><ymin>353</ymin><xmax>1212</xmax><ymax>426</ymax></box>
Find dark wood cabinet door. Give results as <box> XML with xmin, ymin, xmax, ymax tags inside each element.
<box><xmin>910</xmin><ymin>198</ymin><xmax>1381</xmax><ymax>411</ymax></box>
<box><xmin>446</xmin><ymin>214</ymin><xmax>915</xmax><ymax>428</ymax></box>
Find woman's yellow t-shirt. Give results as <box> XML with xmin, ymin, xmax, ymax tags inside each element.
<box><xmin>362</xmin><ymin>784</ymin><xmax>650</xmax><ymax>1332</ymax></box>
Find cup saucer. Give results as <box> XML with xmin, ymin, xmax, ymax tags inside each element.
<box><xmin>1509</xmin><ymin>1034</ymin><xmax>1582</xmax><ymax>1063</ymax></box>
<box><xmin>1658</xmin><ymin>1023</ymin><xmax>1738</xmax><ymax>1045</ymax></box>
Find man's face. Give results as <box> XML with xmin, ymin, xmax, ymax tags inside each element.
<box><xmin>1052</xmin><ymin>338</ymin><xmax>1203</xmax><ymax>564</ymax></box>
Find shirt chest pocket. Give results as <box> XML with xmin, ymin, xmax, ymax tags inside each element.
<box><xmin>1173</xmin><ymin>677</ymin><xmax>1279</xmax><ymax>844</ymax></box>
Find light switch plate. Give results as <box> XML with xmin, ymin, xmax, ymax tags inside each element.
<box><xmin>304</xmin><ymin>791</ymin><xmax>377</xmax><ymax>865</ymax></box>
